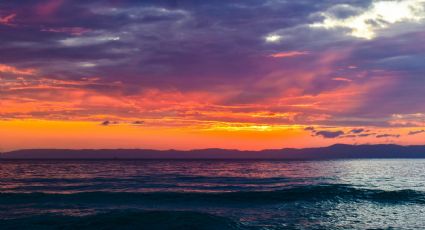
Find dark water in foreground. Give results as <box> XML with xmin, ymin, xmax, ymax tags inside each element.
<box><xmin>1</xmin><ymin>159</ymin><xmax>425</xmax><ymax>229</ymax></box>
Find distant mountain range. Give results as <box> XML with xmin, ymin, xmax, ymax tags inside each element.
<box><xmin>2</xmin><ymin>144</ymin><xmax>425</xmax><ymax>159</ymax></box>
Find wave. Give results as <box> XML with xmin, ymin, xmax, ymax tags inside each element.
<box><xmin>0</xmin><ymin>184</ymin><xmax>424</xmax><ymax>205</ymax></box>
<box><xmin>0</xmin><ymin>210</ymin><xmax>246</xmax><ymax>230</ymax></box>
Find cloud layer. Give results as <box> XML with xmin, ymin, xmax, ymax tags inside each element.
<box><xmin>1</xmin><ymin>0</ymin><xmax>425</xmax><ymax>143</ymax></box>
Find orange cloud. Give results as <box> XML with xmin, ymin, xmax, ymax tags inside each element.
<box><xmin>332</xmin><ymin>77</ymin><xmax>353</xmax><ymax>82</ymax></box>
<box><xmin>269</xmin><ymin>51</ymin><xmax>309</xmax><ymax>58</ymax></box>
<box><xmin>0</xmin><ymin>64</ymin><xmax>35</xmax><ymax>75</ymax></box>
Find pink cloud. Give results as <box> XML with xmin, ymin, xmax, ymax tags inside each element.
<box><xmin>332</xmin><ymin>77</ymin><xmax>353</xmax><ymax>82</ymax></box>
<box><xmin>36</xmin><ymin>0</ymin><xmax>64</xmax><ymax>16</ymax></box>
<box><xmin>269</xmin><ymin>51</ymin><xmax>309</xmax><ymax>58</ymax></box>
<box><xmin>0</xmin><ymin>13</ymin><xmax>16</xmax><ymax>26</ymax></box>
<box><xmin>0</xmin><ymin>64</ymin><xmax>35</xmax><ymax>75</ymax></box>
<box><xmin>41</xmin><ymin>27</ymin><xmax>91</xmax><ymax>36</ymax></box>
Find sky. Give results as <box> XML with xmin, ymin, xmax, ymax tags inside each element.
<box><xmin>1</xmin><ymin>0</ymin><xmax>425</xmax><ymax>151</ymax></box>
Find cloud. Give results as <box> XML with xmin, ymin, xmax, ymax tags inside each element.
<box><xmin>269</xmin><ymin>51</ymin><xmax>309</xmax><ymax>58</ymax></box>
<box><xmin>132</xmin><ymin>120</ymin><xmax>144</xmax><ymax>125</ymax></box>
<box><xmin>376</xmin><ymin>134</ymin><xmax>400</xmax><ymax>138</ymax></box>
<box><xmin>41</xmin><ymin>27</ymin><xmax>91</xmax><ymax>36</ymax></box>
<box><xmin>60</xmin><ymin>34</ymin><xmax>121</xmax><ymax>47</ymax></box>
<box><xmin>0</xmin><ymin>0</ymin><xmax>425</xmax><ymax>132</ymax></box>
<box><xmin>408</xmin><ymin>130</ymin><xmax>425</xmax><ymax>135</ymax></box>
<box><xmin>315</xmin><ymin>130</ymin><xmax>345</xmax><ymax>138</ymax></box>
<box><xmin>35</xmin><ymin>0</ymin><xmax>65</xmax><ymax>16</ymax></box>
<box><xmin>358</xmin><ymin>133</ymin><xmax>372</xmax><ymax>137</ymax></box>
<box><xmin>304</xmin><ymin>126</ymin><xmax>346</xmax><ymax>138</ymax></box>
<box><xmin>310</xmin><ymin>0</ymin><xmax>425</xmax><ymax>39</ymax></box>
<box><xmin>101</xmin><ymin>120</ymin><xmax>110</xmax><ymax>126</ymax></box>
<box><xmin>264</xmin><ymin>34</ymin><xmax>282</xmax><ymax>43</ymax></box>
<box><xmin>100</xmin><ymin>120</ymin><xmax>119</xmax><ymax>126</ymax></box>
<box><xmin>0</xmin><ymin>13</ymin><xmax>16</xmax><ymax>25</ymax></box>
<box><xmin>304</xmin><ymin>126</ymin><xmax>315</xmax><ymax>131</ymax></box>
<box><xmin>332</xmin><ymin>77</ymin><xmax>352</xmax><ymax>82</ymax></box>
<box><xmin>350</xmin><ymin>128</ymin><xmax>365</xmax><ymax>134</ymax></box>
<box><xmin>0</xmin><ymin>64</ymin><xmax>35</xmax><ymax>75</ymax></box>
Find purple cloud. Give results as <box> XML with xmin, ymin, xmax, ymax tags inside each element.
<box><xmin>376</xmin><ymin>134</ymin><xmax>401</xmax><ymax>138</ymax></box>
<box><xmin>408</xmin><ymin>130</ymin><xmax>425</xmax><ymax>136</ymax></box>
<box><xmin>350</xmin><ymin>128</ymin><xmax>365</xmax><ymax>134</ymax></box>
<box><xmin>315</xmin><ymin>130</ymin><xmax>345</xmax><ymax>139</ymax></box>
<box><xmin>1</xmin><ymin>0</ymin><xmax>425</xmax><ymax>130</ymax></box>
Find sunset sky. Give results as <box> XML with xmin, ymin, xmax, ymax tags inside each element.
<box><xmin>1</xmin><ymin>0</ymin><xmax>425</xmax><ymax>151</ymax></box>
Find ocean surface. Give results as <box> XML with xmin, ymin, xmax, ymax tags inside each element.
<box><xmin>1</xmin><ymin>159</ymin><xmax>425</xmax><ymax>229</ymax></box>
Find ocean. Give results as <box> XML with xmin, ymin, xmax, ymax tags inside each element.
<box><xmin>0</xmin><ymin>159</ymin><xmax>424</xmax><ymax>229</ymax></box>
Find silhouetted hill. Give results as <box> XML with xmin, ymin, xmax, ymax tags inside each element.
<box><xmin>2</xmin><ymin>144</ymin><xmax>425</xmax><ymax>159</ymax></box>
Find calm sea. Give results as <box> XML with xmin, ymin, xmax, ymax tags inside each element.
<box><xmin>1</xmin><ymin>159</ymin><xmax>425</xmax><ymax>229</ymax></box>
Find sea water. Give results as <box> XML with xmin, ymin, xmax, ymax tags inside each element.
<box><xmin>1</xmin><ymin>159</ymin><xmax>425</xmax><ymax>229</ymax></box>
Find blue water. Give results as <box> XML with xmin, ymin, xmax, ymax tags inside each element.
<box><xmin>1</xmin><ymin>159</ymin><xmax>425</xmax><ymax>229</ymax></box>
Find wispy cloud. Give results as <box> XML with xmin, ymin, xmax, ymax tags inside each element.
<box><xmin>376</xmin><ymin>134</ymin><xmax>401</xmax><ymax>138</ymax></box>
<box><xmin>408</xmin><ymin>130</ymin><xmax>425</xmax><ymax>135</ymax></box>
<box><xmin>332</xmin><ymin>77</ymin><xmax>352</xmax><ymax>83</ymax></box>
<box><xmin>350</xmin><ymin>128</ymin><xmax>365</xmax><ymax>134</ymax></box>
<box><xmin>269</xmin><ymin>51</ymin><xmax>309</xmax><ymax>58</ymax></box>
<box><xmin>0</xmin><ymin>13</ymin><xmax>16</xmax><ymax>25</ymax></box>
<box><xmin>0</xmin><ymin>64</ymin><xmax>35</xmax><ymax>75</ymax></box>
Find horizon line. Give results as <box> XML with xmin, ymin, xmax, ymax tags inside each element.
<box><xmin>2</xmin><ymin>143</ymin><xmax>423</xmax><ymax>154</ymax></box>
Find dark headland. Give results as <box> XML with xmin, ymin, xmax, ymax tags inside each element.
<box><xmin>2</xmin><ymin>144</ymin><xmax>425</xmax><ymax>160</ymax></box>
